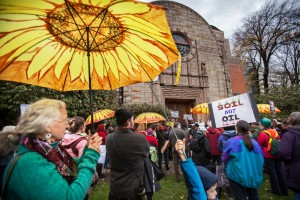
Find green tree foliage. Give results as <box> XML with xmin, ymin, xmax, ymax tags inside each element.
<box><xmin>0</xmin><ymin>81</ymin><xmax>118</xmax><ymax>128</ymax></box>
<box><xmin>124</xmin><ymin>103</ymin><xmax>171</xmax><ymax>120</ymax></box>
<box><xmin>255</xmin><ymin>85</ymin><xmax>300</xmax><ymax>119</ymax></box>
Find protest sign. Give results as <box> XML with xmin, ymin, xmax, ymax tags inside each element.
<box><xmin>20</xmin><ymin>104</ymin><xmax>30</xmax><ymax>115</ymax></box>
<box><xmin>208</xmin><ymin>93</ymin><xmax>260</xmax><ymax>128</ymax></box>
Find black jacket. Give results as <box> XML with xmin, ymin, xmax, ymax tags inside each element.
<box><xmin>189</xmin><ymin>133</ymin><xmax>211</xmax><ymax>167</ymax></box>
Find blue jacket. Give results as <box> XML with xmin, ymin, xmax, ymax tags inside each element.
<box><xmin>222</xmin><ymin>136</ymin><xmax>264</xmax><ymax>189</ymax></box>
<box><xmin>180</xmin><ymin>158</ymin><xmax>207</xmax><ymax>200</ymax></box>
<box><xmin>218</xmin><ymin>130</ymin><xmax>235</xmax><ymax>152</ymax></box>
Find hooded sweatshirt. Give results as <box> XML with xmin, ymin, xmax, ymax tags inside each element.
<box><xmin>206</xmin><ymin>127</ymin><xmax>221</xmax><ymax>155</ymax></box>
<box><xmin>278</xmin><ymin>128</ymin><xmax>300</xmax><ymax>192</ymax></box>
<box><xmin>61</xmin><ymin>133</ymin><xmax>87</xmax><ymax>158</ymax></box>
<box><xmin>195</xmin><ymin>165</ymin><xmax>218</xmax><ymax>191</ymax></box>
<box><xmin>180</xmin><ymin>158</ymin><xmax>207</xmax><ymax>200</ymax></box>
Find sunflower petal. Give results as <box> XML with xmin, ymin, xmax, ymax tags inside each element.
<box><xmin>55</xmin><ymin>47</ymin><xmax>74</xmax><ymax>80</ymax></box>
<box><xmin>109</xmin><ymin>1</ymin><xmax>150</xmax><ymax>15</ymax></box>
<box><xmin>69</xmin><ymin>51</ymin><xmax>84</xmax><ymax>82</ymax></box>
<box><xmin>111</xmin><ymin>49</ymin><xmax>129</xmax><ymax>77</ymax></box>
<box><xmin>27</xmin><ymin>40</ymin><xmax>53</xmax><ymax>78</ymax></box>
<box><xmin>123</xmin><ymin>39</ymin><xmax>160</xmax><ymax>71</ymax></box>
<box><xmin>0</xmin><ymin>0</ymin><xmax>56</xmax><ymax>10</ymax></box>
<box><xmin>28</xmin><ymin>43</ymin><xmax>61</xmax><ymax>78</ymax></box>
<box><xmin>93</xmin><ymin>53</ymin><xmax>104</xmax><ymax>80</ymax></box>
<box><xmin>129</xmin><ymin>33</ymin><xmax>168</xmax><ymax>63</ymax></box>
<box><xmin>120</xmin><ymin>15</ymin><xmax>165</xmax><ymax>37</ymax></box>
<box><xmin>103</xmin><ymin>51</ymin><xmax>119</xmax><ymax>80</ymax></box>
<box><xmin>0</xmin><ymin>29</ymin><xmax>50</xmax><ymax>59</ymax></box>
<box><xmin>115</xmin><ymin>46</ymin><xmax>135</xmax><ymax>77</ymax></box>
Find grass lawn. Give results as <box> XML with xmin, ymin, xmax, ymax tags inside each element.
<box><xmin>89</xmin><ymin>173</ymin><xmax>294</xmax><ymax>200</ymax></box>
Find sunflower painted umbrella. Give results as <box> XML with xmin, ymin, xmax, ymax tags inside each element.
<box><xmin>85</xmin><ymin>109</ymin><xmax>115</xmax><ymax>125</ymax></box>
<box><xmin>0</xmin><ymin>0</ymin><xmax>180</xmax><ymax>130</ymax></box>
<box><xmin>257</xmin><ymin>104</ymin><xmax>281</xmax><ymax>114</ymax></box>
<box><xmin>134</xmin><ymin>112</ymin><xmax>166</xmax><ymax>124</ymax></box>
<box><xmin>191</xmin><ymin>103</ymin><xmax>209</xmax><ymax>114</ymax></box>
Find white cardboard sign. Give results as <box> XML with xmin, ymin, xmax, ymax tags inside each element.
<box><xmin>209</xmin><ymin>93</ymin><xmax>260</xmax><ymax>128</ymax></box>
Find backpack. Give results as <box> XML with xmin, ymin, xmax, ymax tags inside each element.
<box><xmin>263</xmin><ymin>130</ymin><xmax>280</xmax><ymax>156</ymax></box>
<box><xmin>218</xmin><ymin>131</ymin><xmax>235</xmax><ymax>152</ymax></box>
<box><xmin>62</xmin><ymin>137</ymin><xmax>86</xmax><ymax>157</ymax></box>
<box><xmin>189</xmin><ymin>134</ymin><xmax>207</xmax><ymax>153</ymax></box>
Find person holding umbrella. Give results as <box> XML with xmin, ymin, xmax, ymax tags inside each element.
<box><xmin>1</xmin><ymin>98</ymin><xmax>102</xmax><ymax>200</ymax></box>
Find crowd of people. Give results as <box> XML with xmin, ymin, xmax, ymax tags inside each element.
<box><xmin>0</xmin><ymin>98</ymin><xmax>299</xmax><ymax>200</ymax></box>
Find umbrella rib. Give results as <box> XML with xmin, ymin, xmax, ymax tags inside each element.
<box><xmin>89</xmin><ymin>8</ymin><xmax>109</xmax><ymax>51</ymax></box>
<box><xmin>89</xmin><ymin>28</ymin><xmax>127</xmax><ymax>51</ymax></box>
<box><xmin>37</xmin><ymin>15</ymin><xmax>87</xmax><ymax>50</ymax></box>
<box><xmin>64</xmin><ymin>0</ymin><xmax>88</xmax><ymax>50</ymax></box>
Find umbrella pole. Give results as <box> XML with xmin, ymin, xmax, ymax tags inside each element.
<box><xmin>147</xmin><ymin>82</ymin><xmax>187</xmax><ymax>159</ymax></box>
<box><xmin>86</xmin><ymin>27</ymin><xmax>95</xmax><ymax>133</ymax></box>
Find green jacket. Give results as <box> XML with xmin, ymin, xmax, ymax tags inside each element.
<box><xmin>3</xmin><ymin>143</ymin><xmax>99</xmax><ymax>200</ymax></box>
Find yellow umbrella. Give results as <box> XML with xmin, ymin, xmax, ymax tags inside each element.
<box><xmin>191</xmin><ymin>103</ymin><xmax>209</xmax><ymax>114</ymax></box>
<box><xmin>134</xmin><ymin>112</ymin><xmax>166</xmax><ymax>124</ymax></box>
<box><xmin>257</xmin><ymin>104</ymin><xmax>281</xmax><ymax>114</ymax></box>
<box><xmin>0</xmin><ymin>0</ymin><xmax>179</xmax><ymax>129</ymax></box>
<box><xmin>85</xmin><ymin>109</ymin><xmax>115</xmax><ymax>125</ymax></box>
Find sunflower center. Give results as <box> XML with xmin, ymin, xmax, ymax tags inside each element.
<box><xmin>47</xmin><ymin>2</ymin><xmax>123</xmax><ymax>51</ymax></box>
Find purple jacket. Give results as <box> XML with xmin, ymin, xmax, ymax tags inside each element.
<box><xmin>278</xmin><ymin>128</ymin><xmax>300</xmax><ymax>193</ymax></box>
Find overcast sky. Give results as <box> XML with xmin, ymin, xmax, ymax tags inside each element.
<box><xmin>140</xmin><ymin>0</ymin><xmax>270</xmax><ymax>39</ymax></box>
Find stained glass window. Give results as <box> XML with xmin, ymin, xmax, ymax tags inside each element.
<box><xmin>173</xmin><ymin>34</ymin><xmax>190</xmax><ymax>57</ymax></box>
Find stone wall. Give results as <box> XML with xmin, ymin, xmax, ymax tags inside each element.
<box><xmin>122</xmin><ymin>1</ymin><xmax>246</xmax><ymax>121</ymax></box>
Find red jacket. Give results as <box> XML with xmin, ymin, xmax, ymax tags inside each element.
<box><xmin>257</xmin><ymin>128</ymin><xmax>280</xmax><ymax>158</ymax></box>
<box><xmin>206</xmin><ymin>127</ymin><xmax>221</xmax><ymax>155</ymax></box>
<box><xmin>97</xmin><ymin>130</ymin><xmax>107</xmax><ymax>145</ymax></box>
<box><xmin>146</xmin><ymin>135</ymin><xmax>158</xmax><ymax>147</ymax></box>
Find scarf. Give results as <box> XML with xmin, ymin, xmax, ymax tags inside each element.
<box><xmin>21</xmin><ymin>136</ymin><xmax>77</xmax><ymax>184</ymax></box>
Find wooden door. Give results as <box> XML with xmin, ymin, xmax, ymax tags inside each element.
<box><xmin>165</xmin><ymin>99</ymin><xmax>195</xmax><ymax>123</ymax></box>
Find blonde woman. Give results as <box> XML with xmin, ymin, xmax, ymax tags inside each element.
<box><xmin>2</xmin><ymin>98</ymin><xmax>102</xmax><ymax>200</ymax></box>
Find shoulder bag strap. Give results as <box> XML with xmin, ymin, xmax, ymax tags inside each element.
<box><xmin>1</xmin><ymin>152</ymin><xmax>25</xmax><ymax>199</ymax></box>
<box><xmin>111</xmin><ymin>133</ymin><xmax>144</xmax><ymax>185</ymax></box>
<box><xmin>157</xmin><ymin>131</ymin><xmax>165</xmax><ymax>141</ymax></box>
<box><xmin>263</xmin><ymin>130</ymin><xmax>271</xmax><ymax>137</ymax></box>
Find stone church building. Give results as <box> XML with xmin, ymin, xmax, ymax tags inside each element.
<box><xmin>121</xmin><ymin>0</ymin><xmax>247</xmax><ymax>122</ymax></box>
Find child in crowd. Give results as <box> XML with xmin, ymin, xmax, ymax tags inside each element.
<box><xmin>176</xmin><ymin>139</ymin><xmax>218</xmax><ymax>200</ymax></box>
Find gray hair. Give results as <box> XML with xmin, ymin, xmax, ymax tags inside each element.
<box><xmin>0</xmin><ymin>129</ymin><xmax>19</xmax><ymax>157</ymax></box>
<box><xmin>288</xmin><ymin>112</ymin><xmax>300</xmax><ymax>128</ymax></box>
<box><xmin>16</xmin><ymin>98</ymin><xmax>66</xmax><ymax>135</ymax></box>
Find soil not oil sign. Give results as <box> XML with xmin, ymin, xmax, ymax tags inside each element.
<box><xmin>209</xmin><ymin>93</ymin><xmax>260</xmax><ymax>128</ymax></box>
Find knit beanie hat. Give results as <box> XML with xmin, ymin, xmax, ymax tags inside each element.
<box><xmin>115</xmin><ymin>109</ymin><xmax>133</xmax><ymax>126</ymax></box>
<box><xmin>195</xmin><ymin>165</ymin><xmax>218</xmax><ymax>191</ymax></box>
<box><xmin>147</xmin><ymin>128</ymin><xmax>154</xmax><ymax>135</ymax></box>
<box><xmin>159</xmin><ymin>125</ymin><xmax>164</xmax><ymax>131</ymax></box>
<box><xmin>260</xmin><ymin>118</ymin><xmax>272</xmax><ymax>128</ymax></box>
